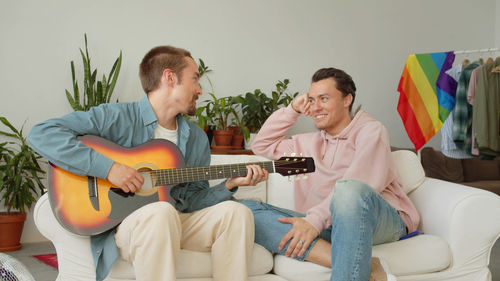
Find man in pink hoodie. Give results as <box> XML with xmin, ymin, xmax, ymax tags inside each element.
<box><xmin>241</xmin><ymin>68</ymin><xmax>420</xmax><ymax>281</ymax></box>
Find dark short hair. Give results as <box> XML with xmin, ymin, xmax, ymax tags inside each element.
<box><xmin>139</xmin><ymin>46</ymin><xmax>193</xmax><ymax>93</ymax></box>
<box><xmin>312</xmin><ymin>68</ymin><xmax>356</xmax><ymax>111</ymax></box>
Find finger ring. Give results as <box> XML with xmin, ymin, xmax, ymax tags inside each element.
<box><xmin>298</xmin><ymin>240</ymin><xmax>304</xmax><ymax>245</ymax></box>
<box><xmin>252</xmin><ymin>178</ymin><xmax>257</xmax><ymax>182</ymax></box>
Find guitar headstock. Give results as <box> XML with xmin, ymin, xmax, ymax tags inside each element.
<box><xmin>274</xmin><ymin>156</ymin><xmax>315</xmax><ymax>177</ymax></box>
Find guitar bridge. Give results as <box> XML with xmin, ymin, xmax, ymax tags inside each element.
<box><xmin>88</xmin><ymin>176</ymin><xmax>100</xmax><ymax>211</ymax></box>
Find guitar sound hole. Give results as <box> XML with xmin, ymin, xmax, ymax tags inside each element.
<box><xmin>110</xmin><ymin>187</ymin><xmax>135</xmax><ymax>198</ymax></box>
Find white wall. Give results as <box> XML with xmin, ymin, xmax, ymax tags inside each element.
<box><xmin>497</xmin><ymin>0</ymin><xmax>500</xmax><ymax>46</ymax></box>
<box><xmin>0</xmin><ymin>0</ymin><xmax>497</xmax><ymax>242</ymax></box>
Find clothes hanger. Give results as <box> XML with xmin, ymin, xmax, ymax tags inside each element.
<box><xmin>462</xmin><ymin>52</ymin><xmax>470</xmax><ymax>66</ymax></box>
<box><xmin>484</xmin><ymin>49</ymin><xmax>494</xmax><ymax>64</ymax></box>
<box><xmin>492</xmin><ymin>51</ymin><xmax>500</xmax><ymax>73</ymax></box>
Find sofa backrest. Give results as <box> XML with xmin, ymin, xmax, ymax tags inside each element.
<box><xmin>209</xmin><ymin>150</ymin><xmax>426</xmax><ymax>211</ymax></box>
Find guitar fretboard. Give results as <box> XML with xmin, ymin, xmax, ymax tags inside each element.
<box><xmin>150</xmin><ymin>161</ymin><xmax>275</xmax><ymax>186</ymax></box>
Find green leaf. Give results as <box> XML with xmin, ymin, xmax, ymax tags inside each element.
<box><xmin>0</xmin><ymin>117</ymin><xmax>46</xmax><ymax>213</ymax></box>
<box><xmin>0</xmin><ymin>117</ymin><xmax>20</xmax><ymax>137</ymax></box>
<box><xmin>106</xmin><ymin>51</ymin><xmax>122</xmax><ymax>103</ymax></box>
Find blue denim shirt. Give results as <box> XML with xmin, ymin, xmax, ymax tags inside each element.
<box><xmin>28</xmin><ymin>96</ymin><xmax>236</xmax><ymax>281</ymax></box>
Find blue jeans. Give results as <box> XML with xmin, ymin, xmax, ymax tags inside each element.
<box><xmin>240</xmin><ymin>179</ymin><xmax>407</xmax><ymax>281</ymax></box>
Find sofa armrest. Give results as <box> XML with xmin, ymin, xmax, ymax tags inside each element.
<box><xmin>408</xmin><ymin>177</ymin><xmax>500</xmax><ymax>269</ymax></box>
<box><xmin>34</xmin><ymin>193</ymin><xmax>97</xmax><ymax>280</ymax></box>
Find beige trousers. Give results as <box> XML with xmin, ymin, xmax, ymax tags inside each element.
<box><xmin>114</xmin><ymin>200</ymin><xmax>254</xmax><ymax>281</ymax></box>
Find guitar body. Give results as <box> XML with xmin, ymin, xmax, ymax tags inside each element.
<box><xmin>48</xmin><ymin>135</ymin><xmax>316</xmax><ymax>236</ymax></box>
<box><xmin>48</xmin><ymin>135</ymin><xmax>184</xmax><ymax>236</ymax></box>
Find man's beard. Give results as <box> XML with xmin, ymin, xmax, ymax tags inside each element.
<box><xmin>186</xmin><ymin>105</ymin><xmax>196</xmax><ymax>116</ymax></box>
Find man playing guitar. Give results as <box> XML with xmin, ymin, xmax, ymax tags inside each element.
<box><xmin>28</xmin><ymin>45</ymin><xmax>268</xmax><ymax>281</ymax></box>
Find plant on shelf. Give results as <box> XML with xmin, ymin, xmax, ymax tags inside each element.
<box><xmin>191</xmin><ymin>59</ymin><xmax>215</xmax><ymax>130</ymax></box>
<box><xmin>0</xmin><ymin>117</ymin><xmax>46</xmax><ymax>252</ymax></box>
<box><xmin>236</xmin><ymin>79</ymin><xmax>299</xmax><ymax>133</ymax></box>
<box><xmin>65</xmin><ymin>33</ymin><xmax>122</xmax><ymax>111</ymax></box>
<box><xmin>269</xmin><ymin>79</ymin><xmax>299</xmax><ymax>114</ymax></box>
<box><xmin>203</xmin><ymin>93</ymin><xmax>236</xmax><ymax>147</ymax></box>
<box><xmin>228</xmin><ymin>108</ymin><xmax>250</xmax><ymax>140</ymax></box>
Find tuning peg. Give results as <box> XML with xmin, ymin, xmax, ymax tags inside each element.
<box><xmin>302</xmin><ymin>175</ymin><xmax>308</xmax><ymax>180</ymax></box>
<box><xmin>291</xmin><ymin>152</ymin><xmax>296</xmax><ymax>157</ymax></box>
<box><xmin>283</xmin><ymin>152</ymin><xmax>287</xmax><ymax>157</ymax></box>
<box><xmin>288</xmin><ymin>176</ymin><xmax>292</xmax><ymax>182</ymax></box>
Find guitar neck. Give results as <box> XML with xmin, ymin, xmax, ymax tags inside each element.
<box><xmin>153</xmin><ymin>161</ymin><xmax>275</xmax><ymax>186</ymax></box>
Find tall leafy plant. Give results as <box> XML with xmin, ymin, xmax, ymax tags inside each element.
<box><xmin>0</xmin><ymin>117</ymin><xmax>45</xmax><ymax>214</ymax></box>
<box><xmin>204</xmin><ymin>93</ymin><xmax>235</xmax><ymax>130</ymax></box>
<box><xmin>65</xmin><ymin>34</ymin><xmax>122</xmax><ymax>111</ymax></box>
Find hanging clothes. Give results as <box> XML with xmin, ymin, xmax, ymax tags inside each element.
<box><xmin>441</xmin><ymin>64</ymin><xmax>473</xmax><ymax>158</ymax></box>
<box><xmin>472</xmin><ymin>57</ymin><xmax>500</xmax><ymax>156</ymax></box>
<box><xmin>467</xmin><ymin>65</ymin><xmax>484</xmax><ymax>155</ymax></box>
<box><xmin>452</xmin><ymin>61</ymin><xmax>481</xmax><ymax>156</ymax></box>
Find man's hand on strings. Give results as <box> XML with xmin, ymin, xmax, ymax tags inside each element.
<box><xmin>225</xmin><ymin>164</ymin><xmax>268</xmax><ymax>191</ymax></box>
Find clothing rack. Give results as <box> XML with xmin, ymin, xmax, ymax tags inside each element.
<box><xmin>454</xmin><ymin>47</ymin><xmax>499</xmax><ymax>54</ymax></box>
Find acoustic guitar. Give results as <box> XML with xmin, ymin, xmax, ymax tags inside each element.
<box><xmin>48</xmin><ymin>135</ymin><xmax>315</xmax><ymax>236</ymax></box>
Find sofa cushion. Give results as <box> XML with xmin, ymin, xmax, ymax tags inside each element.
<box><xmin>372</xmin><ymin>234</ymin><xmax>450</xmax><ymax>276</ymax></box>
<box><xmin>461</xmin><ymin>157</ymin><xmax>500</xmax><ymax>182</ymax></box>
<box><xmin>391</xmin><ymin>150</ymin><xmax>425</xmax><ymax>194</ymax></box>
<box><xmin>272</xmin><ymin>234</ymin><xmax>450</xmax><ymax>280</ymax></box>
<box><xmin>420</xmin><ymin>147</ymin><xmax>464</xmax><ymax>182</ymax></box>
<box><xmin>108</xmin><ymin>244</ymin><xmax>274</xmax><ymax>279</ymax></box>
<box><xmin>273</xmin><ymin>255</ymin><xmax>331</xmax><ymax>281</ymax></box>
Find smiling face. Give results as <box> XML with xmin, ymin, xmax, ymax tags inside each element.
<box><xmin>308</xmin><ymin>78</ymin><xmax>353</xmax><ymax>136</ymax></box>
<box><xmin>170</xmin><ymin>57</ymin><xmax>202</xmax><ymax>116</ymax></box>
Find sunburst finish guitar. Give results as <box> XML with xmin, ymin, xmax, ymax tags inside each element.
<box><xmin>48</xmin><ymin>135</ymin><xmax>315</xmax><ymax>236</ymax></box>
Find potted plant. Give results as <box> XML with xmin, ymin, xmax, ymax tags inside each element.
<box><xmin>204</xmin><ymin>93</ymin><xmax>236</xmax><ymax>147</ymax></box>
<box><xmin>0</xmin><ymin>117</ymin><xmax>45</xmax><ymax>252</ymax></box>
<box><xmin>185</xmin><ymin>59</ymin><xmax>217</xmax><ymax>143</ymax></box>
<box><xmin>65</xmin><ymin>33</ymin><xmax>122</xmax><ymax>111</ymax></box>
<box><xmin>269</xmin><ymin>79</ymin><xmax>299</xmax><ymax>115</ymax></box>
<box><xmin>227</xmin><ymin>100</ymin><xmax>250</xmax><ymax>148</ymax></box>
<box><xmin>235</xmin><ymin>79</ymin><xmax>298</xmax><ymax>148</ymax></box>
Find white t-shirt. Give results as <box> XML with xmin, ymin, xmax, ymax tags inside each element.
<box><xmin>154</xmin><ymin>122</ymin><xmax>178</xmax><ymax>145</ymax></box>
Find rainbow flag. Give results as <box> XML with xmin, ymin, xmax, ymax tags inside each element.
<box><xmin>397</xmin><ymin>52</ymin><xmax>455</xmax><ymax>150</ymax></box>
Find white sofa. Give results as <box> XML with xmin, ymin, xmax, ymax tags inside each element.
<box><xmin>34</xmin><ymin>150</ymin><xmax>500</xmax><ymax>281</ymax></box>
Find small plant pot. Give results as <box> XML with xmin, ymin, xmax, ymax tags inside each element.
<box><xmin>213</xmin><ymin>129</ymin><xmax>234</xmax><ymax>147</ymax></box>
<box><xmin>228</xmin><ymin>126</ymin><xmax>242</xmax><ymax>135</ymax></box>
<box><xmin>0</xmin><ymin>212</ymin><xmax>26</xmax><ymax>252</ymax></box>
<box><xmin>231</xmin><ymin>134</ymin><xmax>244</xmax><ymax>148</ymax></box>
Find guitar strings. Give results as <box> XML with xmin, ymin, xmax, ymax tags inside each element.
<box><xmin>144</xmin><ymin>159</ymin><xmax>310</xmax><ymax>185</ymax></box>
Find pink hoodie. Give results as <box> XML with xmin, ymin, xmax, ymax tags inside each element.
<box><xmin>251</xmin><ymin>105</ymin><xmax>420</xmax><ymax>233</ymax></box>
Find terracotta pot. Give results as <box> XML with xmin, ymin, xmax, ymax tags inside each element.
<box><xmin>0</xmin><ymin>212</ymin><xmax>27</xmax><ymax>252</ymax></box>
<box><xmin>231</xmin><ymin>134</ymin><xmax>244</xmax><ymax>148</ymax></box>
<box><xmin>213</xmin><ymin>129</ymin><xmax>234</xmax><ymax>147</ymax></box>
<box><xmin>228</xmin><ymin>126</ymin><xmax>242</xmax><ymax>135</ymax></box>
